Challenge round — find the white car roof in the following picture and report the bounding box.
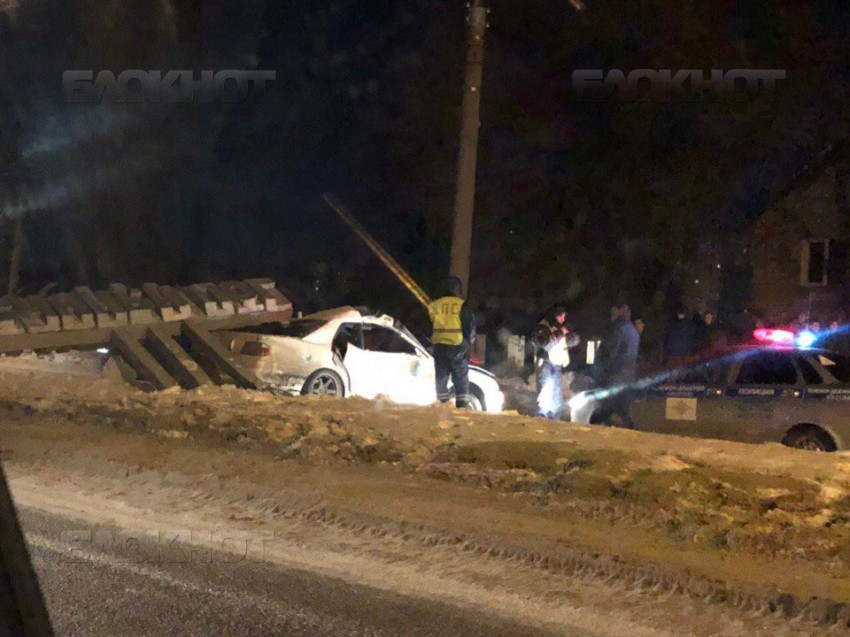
[298,307,361,345]
[298,307,404,344]
[301,306,363,323]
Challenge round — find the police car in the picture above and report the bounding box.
[568,329,850,452]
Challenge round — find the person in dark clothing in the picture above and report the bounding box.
[632,316,654,377]
[596,303,640,429]
[662,309,696,367]
[693,311,722,358]
[532,305,580,419]
[428,276,476,408]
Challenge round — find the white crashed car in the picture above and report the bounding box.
[217,307,504,413]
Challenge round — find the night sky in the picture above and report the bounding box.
[1,0,849,329]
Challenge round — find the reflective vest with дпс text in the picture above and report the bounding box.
[429,296,465,346]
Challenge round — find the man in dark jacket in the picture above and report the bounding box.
[662,309,696,367]
[428,276,476,408]
[596,303,640,428]
[532,305,580,419]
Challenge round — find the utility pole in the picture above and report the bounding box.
[449,0,488,294]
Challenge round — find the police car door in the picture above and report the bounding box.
[636,363,728,436]
[723,351,803,443]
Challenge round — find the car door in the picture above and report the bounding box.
[331,323,376,398]
[721,351,804,443]
[633,360,730,436]
[343,324,432,404]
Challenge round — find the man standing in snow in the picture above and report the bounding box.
[596,303,640,429]
[532,305,579,419]
[428,276,476,408]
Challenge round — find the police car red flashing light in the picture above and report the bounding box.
[753,328,795,344]
[753,328,817,348]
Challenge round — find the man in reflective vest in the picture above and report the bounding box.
[533,305,579,419]
[429,276,477,408]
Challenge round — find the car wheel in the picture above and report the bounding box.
[450,388,484,411]
[783,425,836,452]
[589,410,609,425]
[302,370,345,398]
[467,390,484,412]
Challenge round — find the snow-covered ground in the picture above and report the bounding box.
[0,357,847,633]
[0,349,107,377]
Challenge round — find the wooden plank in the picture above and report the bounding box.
[0,463,55,636]
[145,326,212,389]
[181,321,261,389]
[111,330,178,390]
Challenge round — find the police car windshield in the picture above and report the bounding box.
[814,352,850,383]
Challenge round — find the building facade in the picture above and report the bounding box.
[751,159,850,325]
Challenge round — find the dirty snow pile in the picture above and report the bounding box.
[2,365,850,587]
[0,350,106,377]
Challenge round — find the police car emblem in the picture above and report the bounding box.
[665,397,698,421]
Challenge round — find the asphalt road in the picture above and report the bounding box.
[18,507,570,637]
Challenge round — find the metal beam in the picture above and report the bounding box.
[323,195,432,309]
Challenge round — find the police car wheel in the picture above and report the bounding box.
[783,426,836,453]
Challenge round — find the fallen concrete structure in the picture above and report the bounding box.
[0,279,293,391]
